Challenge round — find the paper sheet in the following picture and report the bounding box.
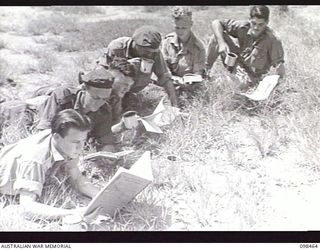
[241,75,280,101]
[139,97,187,133]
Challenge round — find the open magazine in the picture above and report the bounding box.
[240,75,280,101]
[172,73,203,85]
[84,151,153,216]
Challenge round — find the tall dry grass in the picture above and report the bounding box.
[1,6,320,230]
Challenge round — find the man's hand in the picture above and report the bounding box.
[164,79,178,107]
[218,41,229,55]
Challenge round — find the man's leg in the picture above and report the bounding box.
[206,32,240,70]
[206,34,220,70]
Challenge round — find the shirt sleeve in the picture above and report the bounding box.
[220,19,248,38]
[160,38,171,63]
[269,36,285,66]
[153,52,172,86]
[13,161,46,197]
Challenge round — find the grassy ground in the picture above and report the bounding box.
[1,6,320,231]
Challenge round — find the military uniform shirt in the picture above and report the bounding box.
[102,37,172,93]
[220,19,284,77]
[0,129,65,197]
[161,31,206,77]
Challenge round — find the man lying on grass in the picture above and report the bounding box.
[0,109,99,220]
[206,5,285,90]
[36,58,136,152]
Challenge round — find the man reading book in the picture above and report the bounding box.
[161,6,206,78]
[0,109,100,221]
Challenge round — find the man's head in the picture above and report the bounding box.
[131,25,162,59]
[109,57,135,98]
[79,68,115,112]
[51,109,91,159]
[249,5,270,38]
[171,6,193,42]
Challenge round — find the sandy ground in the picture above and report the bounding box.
[1,6,320,231]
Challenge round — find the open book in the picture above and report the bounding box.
[84,151,153,216]
[172,73,203,85]
[83,150,134,161]
[240,75,280,101]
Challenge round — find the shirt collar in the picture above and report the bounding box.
[50,135,65,162]
[246,27,268,40]
[126,38,134,58]
[73,90,84,112]
[170,32,195,53]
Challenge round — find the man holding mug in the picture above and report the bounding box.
[97,25,178,119]
[37,59,136,152]
[206,5,285,88]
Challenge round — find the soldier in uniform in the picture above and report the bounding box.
[161,6,206,78]
[36,58,136,152]
[206,5,285,88]
[97,25,178,118]
[0,109,100,220]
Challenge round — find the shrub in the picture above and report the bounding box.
[27,13,79,36]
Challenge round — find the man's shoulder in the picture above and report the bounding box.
[191,33,206,51]
[265,27,282,42]
[224,19,250,29]
[164,32,176,40]
[19,130,52,163]
[50,85,78,98]
[162,32,176,46]
[107,37,131,50]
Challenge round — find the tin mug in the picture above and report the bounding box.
[140,58,154,74]
[122,111,139,129]
[224,52,238,67]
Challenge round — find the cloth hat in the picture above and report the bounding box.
[79,68,115,89]
[171,6,193,24]
[132,25,162,51]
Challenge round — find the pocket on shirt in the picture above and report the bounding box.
[250,45,268,70]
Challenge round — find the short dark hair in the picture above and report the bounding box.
[250,5,270,22]
[109,57,136,77]
[51,109,91,137]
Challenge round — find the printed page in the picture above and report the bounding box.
[83,150,134,161]
[182,74,203,83]
[241,75,280,101]
[84,151,153,216]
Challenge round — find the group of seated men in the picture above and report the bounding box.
[0,5,285,222]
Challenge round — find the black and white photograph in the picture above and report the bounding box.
[0,4,319,239]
